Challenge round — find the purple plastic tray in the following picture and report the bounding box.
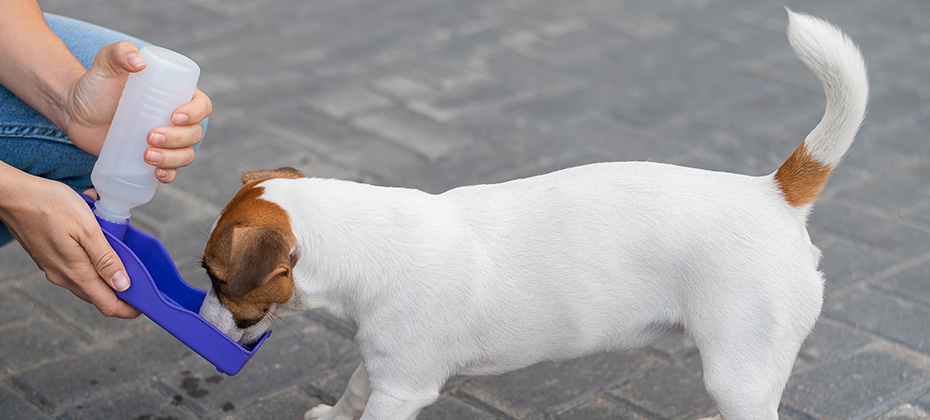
[82,194,271,375]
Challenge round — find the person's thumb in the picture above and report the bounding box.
[87,40,145,79]
[84,231,131,292]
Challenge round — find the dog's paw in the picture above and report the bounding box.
[305,404,350,420]
[304,404,332,420]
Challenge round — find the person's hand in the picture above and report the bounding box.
[63,41,212,183]
[0,172,140,318]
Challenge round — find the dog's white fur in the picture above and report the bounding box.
[201,11,867,420]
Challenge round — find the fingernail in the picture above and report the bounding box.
[146,149,163,163]
[149,132,166,146]
[172,113,189,125]
[127,53,145,69]
[110,271,130,291]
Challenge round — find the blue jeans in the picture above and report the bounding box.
[0,14,203,246]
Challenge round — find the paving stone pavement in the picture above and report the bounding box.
[2,0,928,419]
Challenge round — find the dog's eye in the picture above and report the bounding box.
[202,263,226,290]
[208,274,226,289]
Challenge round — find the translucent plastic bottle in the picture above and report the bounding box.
[91,45,200,223]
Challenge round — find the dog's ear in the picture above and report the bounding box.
[227,226,293,299]
[241,167,304,184]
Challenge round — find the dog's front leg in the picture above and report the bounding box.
[305,363,371,420]
[358,388,437,420]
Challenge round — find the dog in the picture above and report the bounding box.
[199,10,867,420]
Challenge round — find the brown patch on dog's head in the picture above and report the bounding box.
[241,167,304,184]
[202,167,304,327]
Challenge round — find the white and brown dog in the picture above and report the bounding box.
[200,11,868,420]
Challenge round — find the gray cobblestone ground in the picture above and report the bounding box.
[2,0,928,419]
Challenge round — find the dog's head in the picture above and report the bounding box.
[199,167,304,347]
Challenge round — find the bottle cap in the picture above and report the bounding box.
[94,198,131,224]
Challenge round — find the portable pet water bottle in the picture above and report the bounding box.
[83,47,269,375]
[91,45,200,226]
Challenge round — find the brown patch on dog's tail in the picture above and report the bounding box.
[773,11,868,207]
[774,143,834,207]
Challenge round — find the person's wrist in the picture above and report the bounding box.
[0,163,36,219]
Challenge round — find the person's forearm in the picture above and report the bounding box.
[0,0,85,130]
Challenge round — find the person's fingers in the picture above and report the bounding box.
[38,235,140,319]
[78,277,142,318]
[144,146,195,170]
[154,168,178,184]
[148,123,203,149]
[171,89,212,125]
[47,271,141,318]
[78,223,130,293]
[45,273,93,303]
[75,221,142,318]
[89,41,145,78]
[82,188,98,201]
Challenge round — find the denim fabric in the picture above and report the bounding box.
[0,14,202,246]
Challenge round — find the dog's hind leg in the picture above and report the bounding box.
[688,284,820,420]
[306,363,371,420]
[696,338,796,420]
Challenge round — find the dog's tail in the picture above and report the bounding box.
[774,10,868,207]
